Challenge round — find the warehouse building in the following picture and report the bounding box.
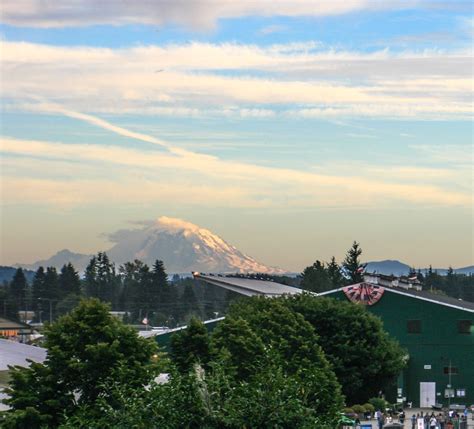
[320,280,474,408]
[159,274,474,408]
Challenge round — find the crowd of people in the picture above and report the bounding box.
[409,410,470,429]
[368,408,470,429]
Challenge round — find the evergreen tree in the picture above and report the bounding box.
[118,260,146,322]
[327,256,344,289]
[43,267,59,322]
[342,241,364,284]
[9,268,27,319]
[152,260,178,319]
[85,256,98,298]
[59,263,81,298]
[180,283,200,322]
[301,260,332,292]
[84,253,118,306]
[150,260,166,308]
[32,267,46,317]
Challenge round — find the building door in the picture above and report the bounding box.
[420,382,436,407]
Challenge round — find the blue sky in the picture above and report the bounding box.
[0,1,472,270]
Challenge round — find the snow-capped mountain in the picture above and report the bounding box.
[19,217,283,274]
[107,217,282,273]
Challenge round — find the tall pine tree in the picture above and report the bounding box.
[301,260,332,292]
[9,268,27,320]
[327,256,344,289]
[59,263,81,298]
[32,267,47,317]
[342,241,364,284]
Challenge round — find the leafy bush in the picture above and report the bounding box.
[344,407,355,414]
[369,397,388,412]
[352,404,365,414]
[363,403,375,413]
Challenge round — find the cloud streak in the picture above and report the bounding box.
[2,119,471,209]
[0,1,436,29]
[2,41,471,120]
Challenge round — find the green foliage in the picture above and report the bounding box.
[84,252,118,305]
[60,361,336,429]
[327,256,344,288]
[352,404,365,414]
[180,283,200,321]
[343,241,364,284]
[170,318,211,372]
[363,403,375,413]
[369,397,388,412]
[8,268,27,319]
[301,260,332,292]
[210,317,265,380]
[1,299,158,428]
[217,296,344,421]
[31,267,46,315]
[287,294,406,404]
[58,263,81,297]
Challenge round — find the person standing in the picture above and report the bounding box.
[430,415,438,429]
[411,414,417,429]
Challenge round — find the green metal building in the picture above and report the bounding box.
[320,283,474,408]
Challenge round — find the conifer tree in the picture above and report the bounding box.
[301,260,332,292]
[342,241,364,284]
[32,266,46,316]
[84,253,118,306]
[9,268,27,318]
[59,263,81,298]
[43,267,59,322]
[327,256,344,289]
[180,283,199,322]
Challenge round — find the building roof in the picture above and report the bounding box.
[319,284,474,313]
[0,339,47,370]
[0,317,30,330]
[194,274,305,297]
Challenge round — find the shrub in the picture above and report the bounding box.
[363,403,375,414]
[344,407,354,414]
[369,397,387,412]
[352,404,365,414]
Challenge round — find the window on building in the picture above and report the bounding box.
[407,320,421,333]
[456,389,466,397]
[443,367,458,375]
[458,320,472,334]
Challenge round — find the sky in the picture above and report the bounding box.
[0,0,473,271]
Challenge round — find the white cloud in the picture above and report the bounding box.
[0,0,426,29]
[1,126,471,209]
[1,41,471,120]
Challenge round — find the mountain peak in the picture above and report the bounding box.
[155,216,202,233]
[105,216,284,274]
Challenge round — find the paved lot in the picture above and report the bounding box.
[358,408,474,428]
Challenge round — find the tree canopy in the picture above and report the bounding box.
[287,293,406,403]
[2,299,158,428]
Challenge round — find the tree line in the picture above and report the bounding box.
[299,242,473,301]
[2,294,406,428]
[0,253,239,326]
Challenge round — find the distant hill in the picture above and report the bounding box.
[365,260,474,276]
[365,260,411,276]
[0,266,36,284]
[18,249,92,273]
